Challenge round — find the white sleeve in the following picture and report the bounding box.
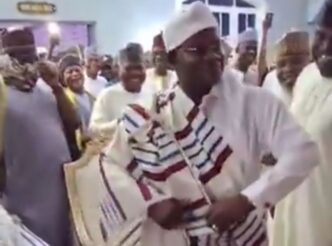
[242,90,319,210]
[89,91,116,134]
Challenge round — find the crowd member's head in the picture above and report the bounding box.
[2,27,37,65]
[276,31,310,92]
[152,33,168,76]
[119,43,145,93]
[163,2,223,103]
[235,29,258,72]
[312,0,332,78]
[111,56,120,81]
[84,47,102,79]
[58,54,84,92]
[100,55,113,82]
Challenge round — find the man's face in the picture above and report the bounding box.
[86,55,101,76]
[237,40,258,68]
[173,28,223,91]
[100,64,113,81]
[64,65,84,92]
[153,49,168,74]
[120,61,146,93]
[276,54,309,91]
[312,26,332,78]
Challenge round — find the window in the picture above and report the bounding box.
[236,0,255,8]
[248,14,256,28]
[238,13,256,33]
[221,13,230,36]
[238,14,246,33]
[182,0,204,4]
[208,0,233,6]
[213,12,221,26]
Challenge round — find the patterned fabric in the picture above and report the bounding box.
[0,205,49,246]
[109,84,268,245]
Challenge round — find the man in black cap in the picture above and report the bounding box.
[0,27,79,245]
[272,1,332,245]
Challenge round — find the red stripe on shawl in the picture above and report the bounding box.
[175,124,192,140]
[184,198,208,211]
[136,179,153,201]
[126,159,138,173]
[143,161,187,181]
[174,106,199,140]
[128,104,150,120]
[187,106,199,122]
[252,232,267,246]
[200,145,233,184]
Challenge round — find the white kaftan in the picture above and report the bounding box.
[272,63,332,246]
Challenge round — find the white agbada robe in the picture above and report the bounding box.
[262,70,292,106]
[229,66,259,86]
[84,74,108,99]
[89,82,153,133]
[272,63,332,246]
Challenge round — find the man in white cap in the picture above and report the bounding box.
[272,1,332,245]
[263,31,310,106]
[83,46,108,99]
[98,2,318,245]
[231,28,259,86]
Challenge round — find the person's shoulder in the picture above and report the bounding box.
[293,63,320,100]
[97,75,108,84]
[98,83,123,99]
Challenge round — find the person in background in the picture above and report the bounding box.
[232,14,270,87]
[100,55,118,86]
[89,43,151,133]
[272,1,332,245]
[111,56,120,82]
[144,33,177,93]
[0,28,79,245]
[263,31,310,107]
[59,54,94,138]
[231,28,259,86]
[143,51,153,68]
[83,47,108,99]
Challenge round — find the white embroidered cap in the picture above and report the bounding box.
[238,28,258,44]
[162,2,218,52]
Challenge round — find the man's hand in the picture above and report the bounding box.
[49,34,60,48]
[37,61,60,88]
[262,13,272,34]
[148,198,185,230]
[207,195,255,234]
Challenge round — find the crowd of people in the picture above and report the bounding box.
[0,0,332,245]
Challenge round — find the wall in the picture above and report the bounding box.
[97,0,176,54]
[0,0,176,54]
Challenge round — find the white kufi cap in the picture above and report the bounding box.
[163,2,218,52]
[238,28,258,44]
